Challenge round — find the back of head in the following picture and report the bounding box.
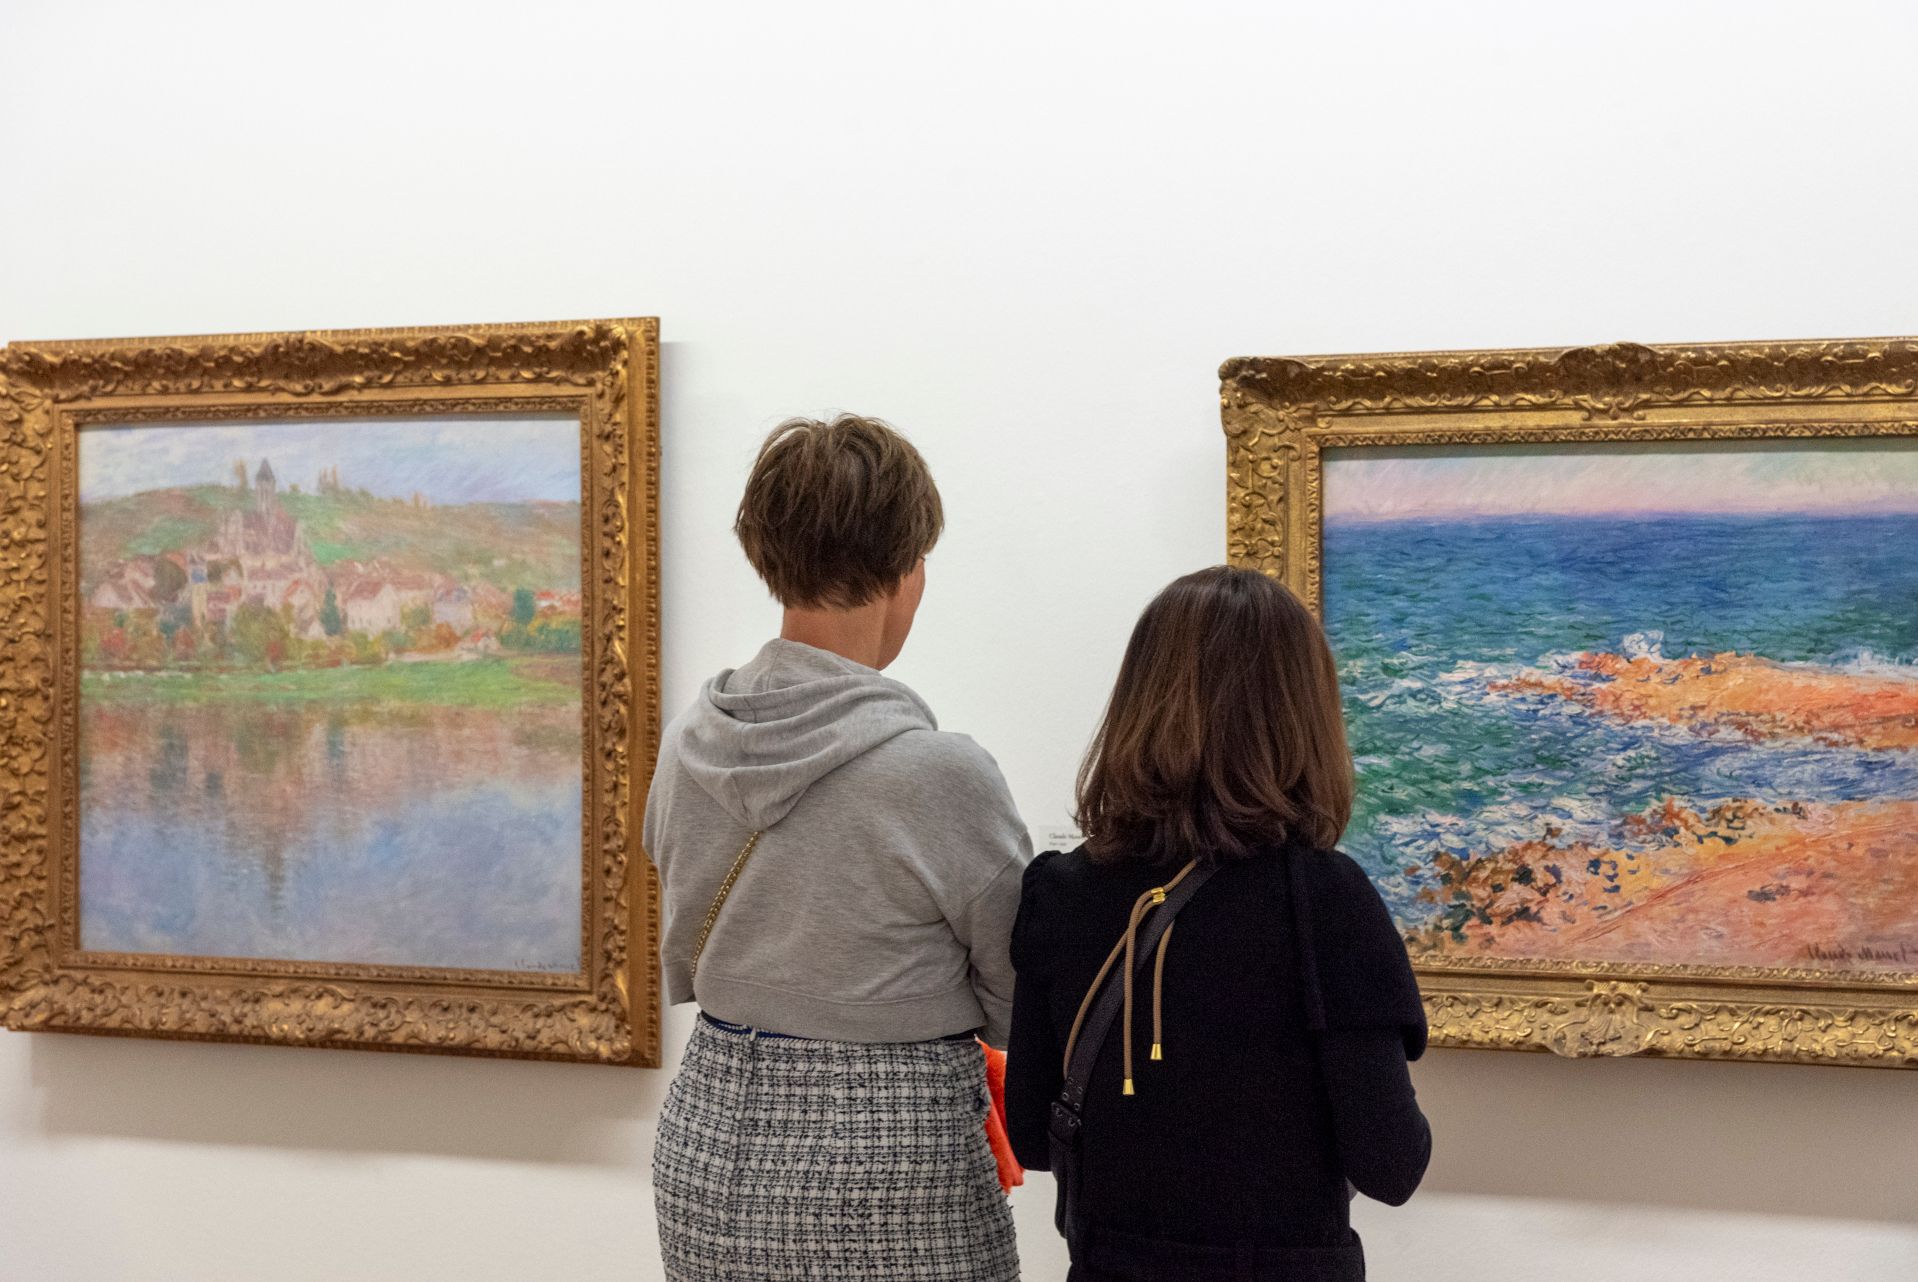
[734,413,944,609]
[1076,565,1354,863]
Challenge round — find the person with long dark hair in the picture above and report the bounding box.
[1005,565,1431,1282]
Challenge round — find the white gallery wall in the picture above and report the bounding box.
[3,1,1916,1278]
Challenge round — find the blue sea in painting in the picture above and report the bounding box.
[1324,513,1918,927]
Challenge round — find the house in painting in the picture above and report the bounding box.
[469,583,512,622]
[199,585,244,627]
[90,576,154,613]
[386,572,439,620]
[456,629,502,660]
[88,552,165,613]
[344,581,404,635]
[433,585,475,630]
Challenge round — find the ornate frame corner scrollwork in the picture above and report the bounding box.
[0,319,662,1066]
[1222,338,1918,1068]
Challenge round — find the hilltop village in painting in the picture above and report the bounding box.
[77,418,586,974]
[83,455,581,675]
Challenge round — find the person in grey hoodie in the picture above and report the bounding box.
[647,414,1028,1282]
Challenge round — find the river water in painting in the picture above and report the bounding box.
[79,693,583,972]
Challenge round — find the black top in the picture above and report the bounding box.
[1005,843,1432,1282]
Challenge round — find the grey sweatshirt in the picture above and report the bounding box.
[643,638,1031,1046]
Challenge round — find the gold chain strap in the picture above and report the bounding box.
[688,830,764,981]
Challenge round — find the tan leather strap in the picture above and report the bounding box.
[1059,859,1207,1096]
[688,830,764,981]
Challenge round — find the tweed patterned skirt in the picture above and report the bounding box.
[654,1017,1020,1282]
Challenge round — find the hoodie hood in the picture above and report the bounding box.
[677,638,937,829]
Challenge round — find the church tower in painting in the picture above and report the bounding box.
[255,458,277,511]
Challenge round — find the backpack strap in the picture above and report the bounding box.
[1047,859,1217,1236]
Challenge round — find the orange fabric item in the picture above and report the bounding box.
[980,1041,1024,1191]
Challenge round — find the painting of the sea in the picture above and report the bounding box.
[1323,441,1918,974]
[77,416,585,973]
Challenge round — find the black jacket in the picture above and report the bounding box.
[1005,842,1432,1282]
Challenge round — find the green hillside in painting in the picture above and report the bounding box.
[80,484,580,592]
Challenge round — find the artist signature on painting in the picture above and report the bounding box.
[1801,941,1916,966]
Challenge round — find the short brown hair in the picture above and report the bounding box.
[1076,566,1354,863]
[734,414,944,608]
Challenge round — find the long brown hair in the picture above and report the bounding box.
[1076,566,1354,863]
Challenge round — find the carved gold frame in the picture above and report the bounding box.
[1223,339,1918,1067]
[0,319,661,1065]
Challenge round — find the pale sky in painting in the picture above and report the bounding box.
[79,416,580,505]
[1324,440,1918,521]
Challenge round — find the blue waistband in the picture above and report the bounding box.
[700,1012,977,1043]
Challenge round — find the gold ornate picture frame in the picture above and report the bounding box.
[0,318,661,1065]
[1224,339,1918,1067]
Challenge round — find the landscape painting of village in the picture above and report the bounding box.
[77,415,587,974]
[1322,441,1918,977]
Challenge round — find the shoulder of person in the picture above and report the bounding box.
[1014,841,1101,918]
[1284,844,1400,944]
[858,731,1030,901]
[1020,845,1071,896]
[868,728,1015,803]
[1291,845,1388,902]
[1288,843,1428,1055]
[651,704,698,771]
[1011,847,1073,969]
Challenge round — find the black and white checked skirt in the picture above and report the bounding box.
[654,1017,1020,1281]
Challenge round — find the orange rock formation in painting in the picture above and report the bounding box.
[1415,651,1918,968]
[1491,651,1918,751]
[1408,797,1918,968]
